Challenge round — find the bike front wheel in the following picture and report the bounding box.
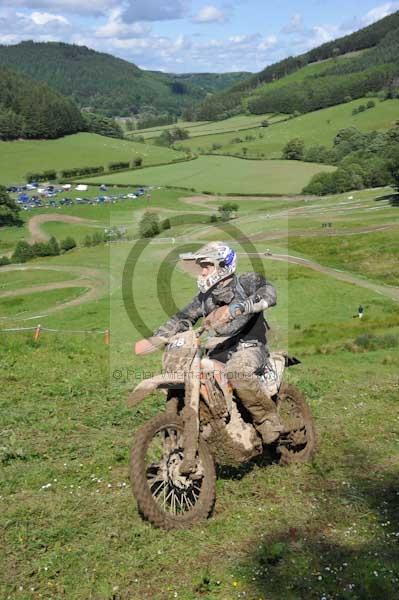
[130,413,216,530]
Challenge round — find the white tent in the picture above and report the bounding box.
[75,184,88,191]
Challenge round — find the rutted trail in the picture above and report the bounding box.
[27,214,101,243]
[0,265,108,318]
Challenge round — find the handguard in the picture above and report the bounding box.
[134,336,167,355]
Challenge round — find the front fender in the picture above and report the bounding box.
[127,374,184,408]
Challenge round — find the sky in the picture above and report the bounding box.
[0,0,398,73]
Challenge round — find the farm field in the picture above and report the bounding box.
[80,155,336,195]
[0,133,185,186]
[180,98,399,157]
[128,113,286,140]
[1,183,399,599]
[243,52,366,104]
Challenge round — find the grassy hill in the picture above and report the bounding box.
[180,98,399,158]
[80,155,335,195]
[197,11,399,120]
[0,133,186,185]
[1,184,399,598]
[0,41,249,118]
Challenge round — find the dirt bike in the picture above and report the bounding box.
[128,312,316,530]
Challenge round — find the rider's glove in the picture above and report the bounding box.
[229,296,268,318]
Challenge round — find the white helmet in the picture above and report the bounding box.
[180,242,237,293]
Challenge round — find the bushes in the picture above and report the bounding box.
[133,157,143,167]
[302,123,399,195]
[138,212,160,238]
[60,237,77,252]
[282,138,305,160]
[108,161,130,172]
[61,166,104,178]
[26,170,57,183]
[0,255,11,266]
[9,235,76,264]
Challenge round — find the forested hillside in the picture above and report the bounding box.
[197,10,399,120]
[0,41,249,118]
[0,67,83,140]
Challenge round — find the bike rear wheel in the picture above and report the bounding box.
[276,383,317,465]
[130,413,216,529]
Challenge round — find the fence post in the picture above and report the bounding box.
[104,329,110,345]
[34,324,41,342]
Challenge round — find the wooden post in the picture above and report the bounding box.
[34,324,41,342]
[104,329,110,345]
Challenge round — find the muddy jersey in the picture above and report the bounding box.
[154,272,277,361]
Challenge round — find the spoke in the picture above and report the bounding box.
[185,493,194,509]
[182,492,191,511]
[176,492,184,513]
[152,480,166,499]
[171,490,177,515]
[164,487,174,510]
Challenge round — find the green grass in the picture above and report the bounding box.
[0,133,185,185]
[129,114,286,140]
[80,155,336,195]
[1,183,399,599]
[0,269,80,291]
[0,286,86,317]
[181,98,399,158]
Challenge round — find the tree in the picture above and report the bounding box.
[0,255,11,266]
[48,236,60,256]
[282,138,305,160]
[139,212,160,238]
[218,202,238,221]
[60,237,77,252]
[387,148,399,190]
[133,157,143,167]
[161,218,171,231]
[12,241,34,263]
[0,186,21,227]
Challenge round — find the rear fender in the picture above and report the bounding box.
[127,374,184,408]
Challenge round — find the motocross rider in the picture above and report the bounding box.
[153,241,283,444]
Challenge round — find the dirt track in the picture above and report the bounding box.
[180,252,399,303]
[0,265,107,318]
[28,214,100,243]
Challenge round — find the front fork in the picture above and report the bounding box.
[179,349,201,475]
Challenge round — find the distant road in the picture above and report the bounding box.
[242,253,399,303]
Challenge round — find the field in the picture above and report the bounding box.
[180,98,399,158]
[0,133,185,186]
[128,114,286,140]
[1,179,399,598]
[80,155,336,195]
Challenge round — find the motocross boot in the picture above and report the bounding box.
[256,414,284,444]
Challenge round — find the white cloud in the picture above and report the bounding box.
[192,5,226,23]
[0,9,71,43]
[361,2,399,26]
[30,11,69,25]
[95,8,150,38]
[281,14,304,34]
[257,34,278,51]
[0,0,192,20]
[0,0,112,16]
